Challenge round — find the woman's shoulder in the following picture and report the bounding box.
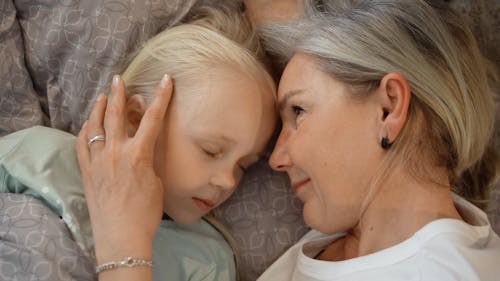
[415,226,500,280]
[415,197,500,281]
[152,219,236,281]
[415,194,496,246]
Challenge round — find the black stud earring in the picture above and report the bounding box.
[381,137,392,150]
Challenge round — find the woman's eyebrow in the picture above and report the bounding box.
[278,89,306,112]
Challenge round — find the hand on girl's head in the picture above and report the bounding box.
[76,74,173,263]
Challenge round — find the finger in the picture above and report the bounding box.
[76,120,91,168]
[135,74,173,149]
[76,121,94,196]
[104,75,127,141]
[86,93,107,151]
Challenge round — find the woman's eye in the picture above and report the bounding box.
[291,105,305,117]
[238,164,247,173]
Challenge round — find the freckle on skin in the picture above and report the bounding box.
[370,226,374,231]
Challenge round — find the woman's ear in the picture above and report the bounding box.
[125,94,146,137]
[376,73,411,146]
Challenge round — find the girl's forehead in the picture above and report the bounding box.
[180,71,270,109]
[173,75,274,143]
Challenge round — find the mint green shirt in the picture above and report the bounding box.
[0,126,235,281]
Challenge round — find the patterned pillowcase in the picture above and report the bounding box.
[11,0,202,134]
[0,0,45,135]
[0,193,95,280]
[218,158,309,281]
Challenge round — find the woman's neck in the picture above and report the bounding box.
[345,167,462,259]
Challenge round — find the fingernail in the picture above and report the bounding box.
[160,74,170,88]
[113,74,120,87]
[82,120,88,128]
[96,94,104,101]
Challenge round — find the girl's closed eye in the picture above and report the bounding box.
[201,147,222,158]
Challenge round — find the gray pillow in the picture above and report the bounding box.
[12,0,201,134]
[218,158,309,281]
[0,193,95,280]
[0,0,45,135]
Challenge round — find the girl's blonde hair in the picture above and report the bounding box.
[120,6,277,279]
[262,0,498,209]
[121,6,275,105]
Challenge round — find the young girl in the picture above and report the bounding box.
[0,7,277,281]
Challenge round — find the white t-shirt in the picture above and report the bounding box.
[258,194,500,281]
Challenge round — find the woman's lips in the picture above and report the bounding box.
[292,178,310,194]
[192,197,215,212]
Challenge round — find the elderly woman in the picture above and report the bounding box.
[79,0,499,280]
[258,0,500,280]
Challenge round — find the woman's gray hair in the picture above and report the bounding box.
[261,0,498,209]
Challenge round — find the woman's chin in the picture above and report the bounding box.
[303,205,338,235]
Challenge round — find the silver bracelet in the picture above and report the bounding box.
[95,257,153,274]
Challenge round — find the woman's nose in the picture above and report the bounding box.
[269,130,292,172]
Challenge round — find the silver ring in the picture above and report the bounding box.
[88,135,105,146]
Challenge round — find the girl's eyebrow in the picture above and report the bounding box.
[278,89,306,112]
[202,134,236,146]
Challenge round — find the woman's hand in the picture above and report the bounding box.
[76,74,172,267]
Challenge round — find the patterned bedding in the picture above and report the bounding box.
[0,194,95,280]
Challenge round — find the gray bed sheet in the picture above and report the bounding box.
[0,193,95,280]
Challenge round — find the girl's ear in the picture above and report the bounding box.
[125,94,146,137]
[376,73,411,145]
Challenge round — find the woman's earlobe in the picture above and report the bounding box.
[378,73,411,146]
[381,136,392,150]
[125,94,146,136]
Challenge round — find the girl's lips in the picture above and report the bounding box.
[192,197,215,212]
[292,178,310,194]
